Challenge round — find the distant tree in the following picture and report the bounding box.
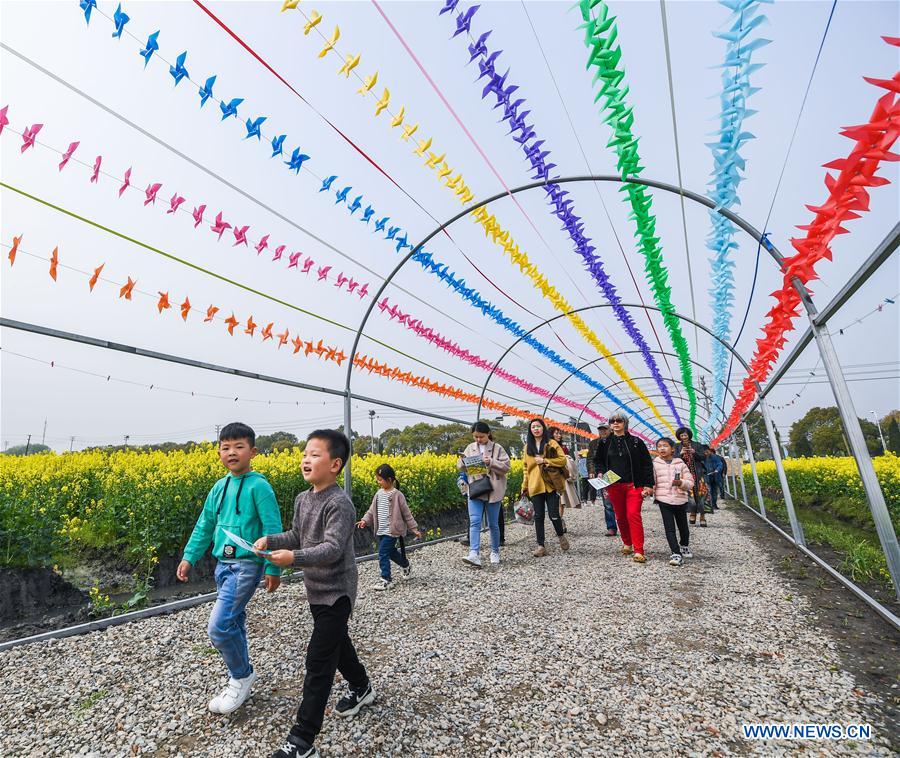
[255,431,300,454]
[3,443,51,456]
[886,417,900,455]
[788,406,881,457]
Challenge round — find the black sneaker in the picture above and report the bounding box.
[271,735,318,758]
[334,682,376,717]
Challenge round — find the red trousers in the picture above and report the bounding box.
[606,481,645,555]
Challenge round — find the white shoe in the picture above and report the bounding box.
[210,671,256,715]
[400,565,412,580]
[489,551,501,565]
[374,578,394,591]
[680,545,693,559]
[669,553,684,566]
[462,551,482,568]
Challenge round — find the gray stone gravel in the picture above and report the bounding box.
[0,502,892,756]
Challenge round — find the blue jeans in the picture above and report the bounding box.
[468,498,501,553]
[208,560,264,680]
[602,492,617,532]
[378,535,409,581]
[708,474,721,509]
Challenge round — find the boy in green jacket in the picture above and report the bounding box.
[176,422,283,715]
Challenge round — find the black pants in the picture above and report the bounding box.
[656,500,690,555]
[291,596,368,745]
[531,491,564,546]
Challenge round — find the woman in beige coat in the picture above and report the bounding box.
[457,421,511,567]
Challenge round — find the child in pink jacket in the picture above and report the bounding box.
[357,464,421,590]
[652,438,695,566]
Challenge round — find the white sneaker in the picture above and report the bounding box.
[400,565,412,580]
[680,545,693,559]
[374,578,394,591]
[669,553,684,567]
[210,671,256,715]
[462,551,482,568]
[489,551,501,565]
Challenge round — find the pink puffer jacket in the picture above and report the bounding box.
[652,456,694,505]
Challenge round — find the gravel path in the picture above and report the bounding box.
[0,501,892,756]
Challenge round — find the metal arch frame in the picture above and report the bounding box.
[342,173,790,494]
[539,348,740,421]
[574,384,719,433]
[341,173,898,602]
[475,303,752,421]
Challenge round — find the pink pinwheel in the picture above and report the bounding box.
[356,283,369,299]
[0,106,8,135]
[167,193,185,214]
[335,272,348,289]
[21,123,43,152]
[192,204,206,228]
[347,278,359,294]
[144,182,162,206]
[58,141,79,171]
[232,225,250,247]
[90,156,102,183]
[255,234,269,255]
[317,265,331,281]
[210,212,231,241]
[288,251,302,269]
[118,167,132,197]
[272,244,285,262]
[301,258,314,274]
[378,297,390,312]
[387,304,399,320]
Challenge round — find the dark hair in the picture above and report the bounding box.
[675,426,693,441]
[471,421,491,434]
[549,426,562,438]
[219,422,256,447]
[526,417,550,457]
[657,437,675,448]
[307,429,350,472]
[375,463,399,490]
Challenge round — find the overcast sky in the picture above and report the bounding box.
[1,0,897,452]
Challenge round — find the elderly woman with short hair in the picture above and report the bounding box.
[592,411,654,562]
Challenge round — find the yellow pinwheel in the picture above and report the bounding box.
[357,72,378,95]
[390,106,405,127]
[303,11,322,35]
[318,26,340,58]
[374,88,390,116]
[338,53,361,77]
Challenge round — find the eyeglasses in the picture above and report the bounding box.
[609,419,625,424]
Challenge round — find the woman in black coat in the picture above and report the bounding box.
[592,412,654,562]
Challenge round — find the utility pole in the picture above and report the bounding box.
[870,411,887,455]
[69,436,75,452]
[215,424,221,442]
[368,410,376,455]
[41,418,48,446]
[25,434,32,456]
[124,434,130,449]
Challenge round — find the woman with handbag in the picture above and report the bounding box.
[457,421,511,567]
[593,411,654,562]
[674,427,709,527]
[524,418,570,557]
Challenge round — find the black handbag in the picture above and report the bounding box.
[466,444,495,501]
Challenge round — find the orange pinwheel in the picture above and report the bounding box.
[180,297,191,321]
[157,292,171,313]
[276,329,290,348]
[204,305,219,323]
[291,335,304,354]
[225,313,240,335]
[261,322,274,341]
[8,235,21,266]
[119,276,136,300]
[49,246,59,281]
[245,316,257,337]
[88,263,105,292]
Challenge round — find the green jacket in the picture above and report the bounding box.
[182,470,283,577]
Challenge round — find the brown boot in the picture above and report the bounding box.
[559,534,570,551]
[533,545,548,558]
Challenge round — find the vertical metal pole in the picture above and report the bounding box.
[735,441,749,506]
[807,320,900,598]
[742,421,766,518]
[758,391,805,546]
[343,393,353,496]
